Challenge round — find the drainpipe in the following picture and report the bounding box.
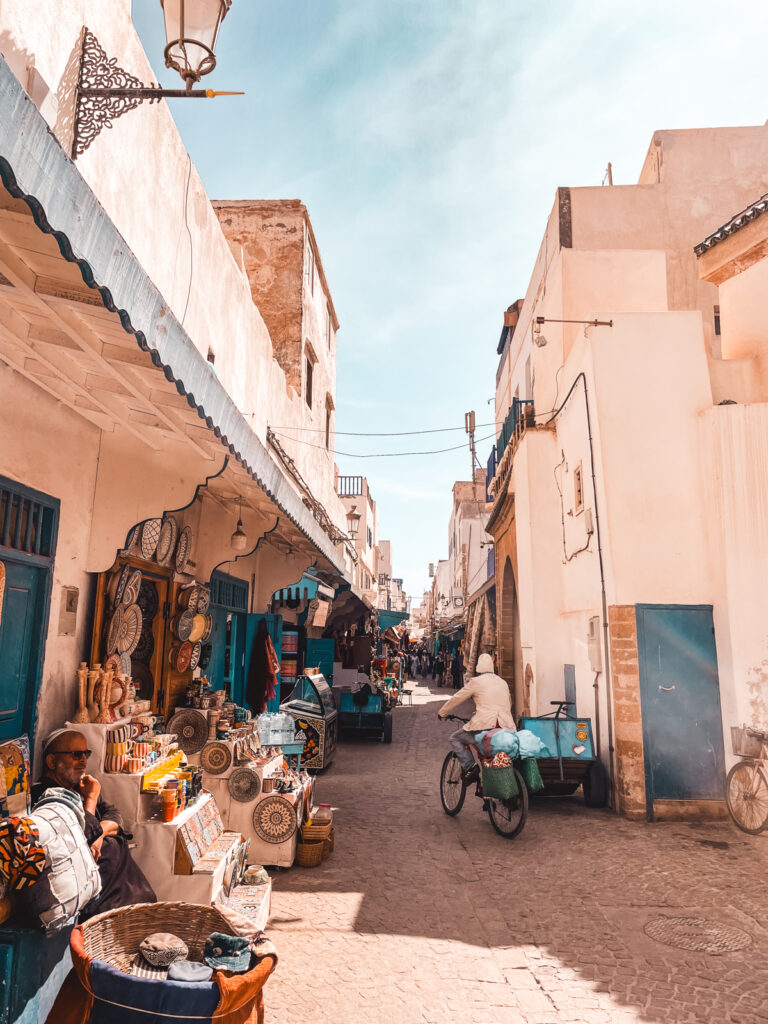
[546,371,616,809]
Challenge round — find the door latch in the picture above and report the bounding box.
[659,685,676,691]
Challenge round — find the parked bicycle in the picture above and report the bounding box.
[439,715,528,839]
[726,736,768,834]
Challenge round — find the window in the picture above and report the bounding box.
[573,463,584,513]
[325,408,331,449]
[305,356,313,409]
[714,304,721,337]
[367,526,373,549]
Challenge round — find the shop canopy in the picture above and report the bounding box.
[377,608,409,632]
[0,54,347,577]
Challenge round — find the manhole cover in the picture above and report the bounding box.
[644,915,752,954]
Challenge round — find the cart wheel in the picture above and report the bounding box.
[582,759,608,808]
[382,715,393,744]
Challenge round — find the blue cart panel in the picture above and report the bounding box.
[520,716,596,762]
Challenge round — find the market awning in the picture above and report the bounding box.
[466,576,495,607]
[377,608,409,631]
[0,54,346,576]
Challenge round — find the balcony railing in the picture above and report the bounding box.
[496,398,534,464]
[337,475,364,496]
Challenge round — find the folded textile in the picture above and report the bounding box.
[0,816,45,891]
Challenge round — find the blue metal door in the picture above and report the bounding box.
[306,638,334,681]
[0,560,45,741]
[636,604,725,817]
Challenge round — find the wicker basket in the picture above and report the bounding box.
[79,901,234,973]
[300,819,332,842]
[731,725,768,758]
[323,827,335,859]
[295,840,324,867]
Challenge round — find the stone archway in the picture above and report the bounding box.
[499,557,523,717]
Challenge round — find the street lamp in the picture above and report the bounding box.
[346,506,361,538]
[72,3,242,159]
[161,0,232,89]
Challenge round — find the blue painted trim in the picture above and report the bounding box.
[0,54,345,576]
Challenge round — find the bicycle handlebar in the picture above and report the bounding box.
[445,714,469,723]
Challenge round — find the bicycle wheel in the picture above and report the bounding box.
[487,769,528,839]
[726,761,768,834]
[440,752,466,816]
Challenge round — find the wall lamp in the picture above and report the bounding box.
[534,315,613,348]
[72,2,242,159]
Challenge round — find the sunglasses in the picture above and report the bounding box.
[54,749,92,760]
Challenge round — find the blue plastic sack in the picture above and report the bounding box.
[517,729,550,758]
[473,729,519,758]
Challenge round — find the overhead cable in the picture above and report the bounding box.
[270,430,497,459]
[268,422,502,437]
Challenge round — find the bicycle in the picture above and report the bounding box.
[439,715,528,839]
[726,741,768,834]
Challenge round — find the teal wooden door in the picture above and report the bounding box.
[0,560,45,741]
[306,638,334,681]
[637,605,725,818]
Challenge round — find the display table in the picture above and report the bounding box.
[212,779,311,869]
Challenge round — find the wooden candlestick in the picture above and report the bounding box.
[72,663,90,724]
[86,665,100,722]
[95,669,113,724]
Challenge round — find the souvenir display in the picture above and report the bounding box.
[155,517,178,566]
[120,651,132,678]
[174,526,192,574]
[109,565,130,608]
[177,585,201,612]
[0,735,31,819]
[189,642,202,672]
[196,588,210,614]
[201,742,232,776]
[140,519,162,560]
[201,614,213,642]
[131,660,154,698]
[136,579,159,621]
[124,523,142,551]
[169,642,193,673]
[227,768,261,803]
[280,672,338,770]
[72,663,91,724]
[189,614,206,643]
[252,796,297,845]
[167,710,208,754]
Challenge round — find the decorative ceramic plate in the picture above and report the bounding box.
[117,603,142,655]
[122,570,142,606]
[132,625,154,664]
[110,565,130,608]
[175,526,192,574]
[172,641,193,673]
[189,642,202,672]
[167,710,208,754]
[136,580,159,622]
[252,796,297,845]
[196,588,210,614]
[173,610,194,641]
[189,614,206,643]
[201,742,232,775]
[106,606,123,656]
[140,519,162,560]
[155,517,178,565]
[228,768,262,803]
[120,651,132,677]
[201,614,213,642]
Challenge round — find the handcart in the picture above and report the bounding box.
[519,701,607,807]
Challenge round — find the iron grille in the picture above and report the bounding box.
[0,481,57,557]
[337,475,364,496]
[210,571,248,611]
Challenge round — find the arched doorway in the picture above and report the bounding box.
[499,557,523,717]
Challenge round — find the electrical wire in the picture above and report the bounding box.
[270,430,497,459]
[268,422,502,437]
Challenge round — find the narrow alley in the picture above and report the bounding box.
[267,679,768,1024]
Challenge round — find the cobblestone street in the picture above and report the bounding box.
[266,680,768,1024]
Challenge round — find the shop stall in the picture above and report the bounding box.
[280,672,338,770]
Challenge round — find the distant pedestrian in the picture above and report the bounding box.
[451,650,463,690]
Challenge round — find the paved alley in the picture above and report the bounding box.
[265,679,768,1024]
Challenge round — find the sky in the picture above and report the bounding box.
[133,0,768,603]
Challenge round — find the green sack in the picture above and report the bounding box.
[519,756,544,793]
[481,764,519,800]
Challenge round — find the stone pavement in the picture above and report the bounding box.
[264,678,768,1024]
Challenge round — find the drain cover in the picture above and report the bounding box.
[644,915,752,955]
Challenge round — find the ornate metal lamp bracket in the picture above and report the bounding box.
[72,29,163,159]
[71,28,241,160]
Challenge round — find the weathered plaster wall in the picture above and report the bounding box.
[608,605,646,820]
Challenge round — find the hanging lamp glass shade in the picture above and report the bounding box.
[161,0,232,86]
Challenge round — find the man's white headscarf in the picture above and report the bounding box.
[476,653,494,674]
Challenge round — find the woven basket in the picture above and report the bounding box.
[300,819,332,842]
[295,841,324,868]
[323,827,335,859]
[481,764,519,801]
[79,901,234,973]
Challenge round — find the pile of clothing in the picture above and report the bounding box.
[131,930,269,980]
[473,727,550,760]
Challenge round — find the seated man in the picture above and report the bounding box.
[437,653,515,782]
[32,729,156,918]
